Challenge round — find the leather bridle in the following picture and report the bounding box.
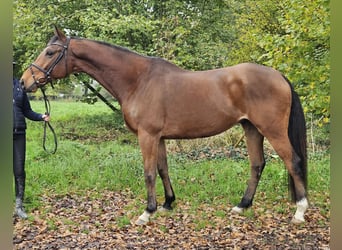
[26,36,71,92]
[25,37,71,154]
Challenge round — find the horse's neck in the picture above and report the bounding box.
[70,39,150,104]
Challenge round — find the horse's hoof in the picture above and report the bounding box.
[291,217,305,224]
[159,205,173,212]
[135,218,148,226]
[135,211,151,225]
[15,207,28,219]
[231,206,244,214]
[158,207,168,212]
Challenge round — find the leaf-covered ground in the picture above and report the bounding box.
[13,190,329,249]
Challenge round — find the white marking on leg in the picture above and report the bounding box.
[231,206,244,214]
[135,211,151,225]
[292,198,308,224]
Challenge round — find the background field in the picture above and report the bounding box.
[13,100,330,249]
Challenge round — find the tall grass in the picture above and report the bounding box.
[23,100,330,217]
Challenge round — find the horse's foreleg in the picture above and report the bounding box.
[135,131,159,225]
[157,139,175,210]
[232,121,265,214]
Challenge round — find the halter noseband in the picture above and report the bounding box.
[27,36,71,91]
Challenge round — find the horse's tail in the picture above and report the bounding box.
[283,75,308,202]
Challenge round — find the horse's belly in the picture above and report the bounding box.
[162,110,240,139]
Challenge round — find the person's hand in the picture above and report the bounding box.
[42,114,50,122]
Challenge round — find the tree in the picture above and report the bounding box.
[231,0,330,125]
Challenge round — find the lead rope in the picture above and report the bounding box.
[41,87,58,154]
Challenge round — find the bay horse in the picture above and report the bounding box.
[20,26,308,225]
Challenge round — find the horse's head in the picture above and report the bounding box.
[20,25,71,92]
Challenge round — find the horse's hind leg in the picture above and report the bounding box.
[232,120,265,214]
[157,139,176,210]
[266,134,308,223]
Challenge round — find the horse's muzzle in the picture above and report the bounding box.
[20,79,37,93]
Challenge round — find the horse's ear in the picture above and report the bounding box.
[52,24,66,41]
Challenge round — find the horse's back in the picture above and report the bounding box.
[128,61,292,139]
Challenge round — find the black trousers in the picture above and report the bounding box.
[13,133,26,196]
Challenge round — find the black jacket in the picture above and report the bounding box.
[13,78,43,134]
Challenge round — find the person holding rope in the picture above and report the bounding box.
[13,61,50,219]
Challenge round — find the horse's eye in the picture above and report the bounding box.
[46,50,55,57]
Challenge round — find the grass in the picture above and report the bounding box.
[23,100,330,221]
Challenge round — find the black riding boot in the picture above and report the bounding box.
[15,177,28,219]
